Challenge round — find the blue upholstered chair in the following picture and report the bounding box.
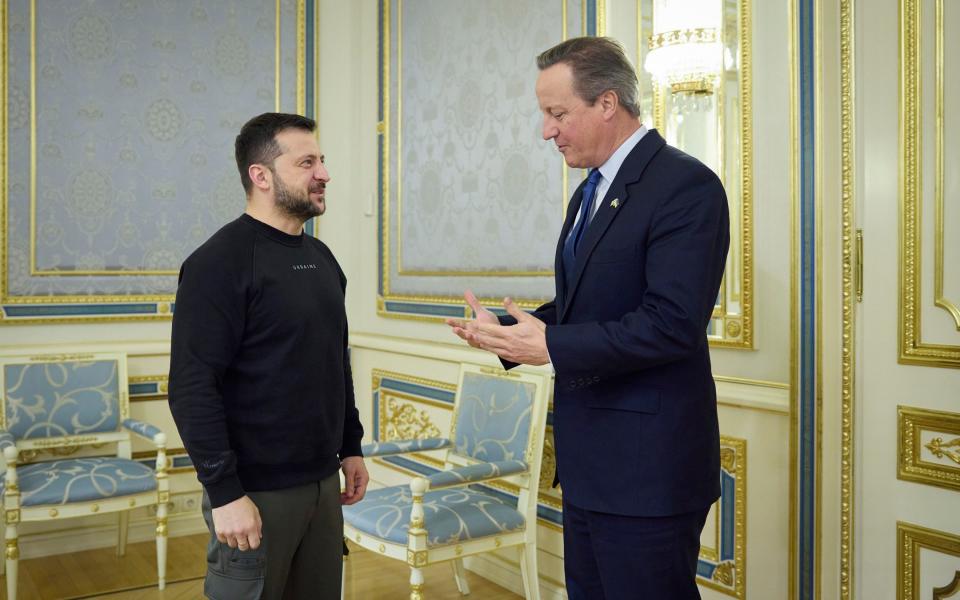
[344,364,551,599]
[0,353,169,600]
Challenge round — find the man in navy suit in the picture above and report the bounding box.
[447,37,729,599]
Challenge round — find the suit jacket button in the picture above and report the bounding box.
[593,376,600,382]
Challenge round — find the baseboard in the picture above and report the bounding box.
[464,552,568,600]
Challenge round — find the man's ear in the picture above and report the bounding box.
[248,164,271,192]
[599,90,620,120]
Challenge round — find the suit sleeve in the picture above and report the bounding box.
[168,251,247,508]
[546,174,729,376]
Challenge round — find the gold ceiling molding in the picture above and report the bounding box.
[898,405,960,492]
[898,522,960,600]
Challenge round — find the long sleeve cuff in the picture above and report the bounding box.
[204,476,246,509]
[339,436,363,459]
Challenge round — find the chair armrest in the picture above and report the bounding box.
[424,460,528,490]
[361,437,451,457]
[0,430,14,452]
[122,419,166,446]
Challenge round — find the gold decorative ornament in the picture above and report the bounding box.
[725,319,742,338]
[156,517,168,537]
[90,504,99,512]
[5,540,19,560]
[407,549,427,567]
[48,509,58,518]
[712,561,735,586]
[5,510,20,524]
[378,544,386,554]
[925,437,960,465]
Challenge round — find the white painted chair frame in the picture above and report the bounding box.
[344,364,551,600]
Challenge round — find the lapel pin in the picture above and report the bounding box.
[610,198,620,208]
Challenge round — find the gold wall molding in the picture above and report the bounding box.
[933,0,959,331]
[899,0,960,367]
[839,0,856,595]
[898,522,960,600]
[933,571,960,600]
[898,405,960,492]
[636,0,754,349]
[699,435,746,600]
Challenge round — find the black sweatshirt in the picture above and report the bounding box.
[168,214,363,508]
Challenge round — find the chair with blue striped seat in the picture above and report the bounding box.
[0,353,169,600]
[343,364,551,599]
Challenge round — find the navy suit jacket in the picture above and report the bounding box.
[503,129,729,517]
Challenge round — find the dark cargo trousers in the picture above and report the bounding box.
[201,473,343,600]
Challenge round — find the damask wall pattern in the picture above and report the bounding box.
[1,0,307,321]
[379,0,600,319]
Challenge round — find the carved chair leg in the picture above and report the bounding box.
[451,558,470,595]
[156,503,168,589]
[518,543,541,600]
[5,525,19,600]
[117,511,130,556]
[409,566,425,600]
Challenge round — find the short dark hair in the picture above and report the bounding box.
[536,37,641,117]
[234,113,316,193]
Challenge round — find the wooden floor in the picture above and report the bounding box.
[0,535,521,599]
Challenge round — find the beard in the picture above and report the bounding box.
[273,170,324,220]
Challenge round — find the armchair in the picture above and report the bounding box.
[0,353,168,600]
[344,364,551,599]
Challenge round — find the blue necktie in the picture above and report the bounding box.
[562,169,602,289]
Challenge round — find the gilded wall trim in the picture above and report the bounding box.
[898,405,960,492]
[932,0,959,331]
[899,0,960,367]
[698,436,747,599]
[839,0,855,596]
[636,0,754,349]
[898,522,960,600]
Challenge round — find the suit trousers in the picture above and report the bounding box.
[562,498,709,600]
[201,473,343,600]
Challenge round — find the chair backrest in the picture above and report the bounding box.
[450,368,538,464]
[0,353,128,442]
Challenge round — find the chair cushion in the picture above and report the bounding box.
[0,458,156,506]
[344,485,525,547]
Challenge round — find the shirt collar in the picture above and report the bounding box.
[597,124,648,185]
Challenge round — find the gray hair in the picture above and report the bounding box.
[536,37,641,118]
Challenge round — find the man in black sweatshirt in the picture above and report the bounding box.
[169,112,367,600]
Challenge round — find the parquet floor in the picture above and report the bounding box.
[0,535,521,599]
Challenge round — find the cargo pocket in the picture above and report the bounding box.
[204,542,265,600]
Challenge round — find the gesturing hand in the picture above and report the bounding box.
[445,290,498,349]
[448,292,550,366]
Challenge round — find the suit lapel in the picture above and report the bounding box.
[559,129,667,322]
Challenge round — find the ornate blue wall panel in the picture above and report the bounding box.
[1,0,309,322]
[378,0,600,320]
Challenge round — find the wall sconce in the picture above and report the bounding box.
[643,0,724,95]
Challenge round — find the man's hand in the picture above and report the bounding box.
[468,297,550,366]
[446,290,498,348]
[212,496,262,551]
[340,456,369,505]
